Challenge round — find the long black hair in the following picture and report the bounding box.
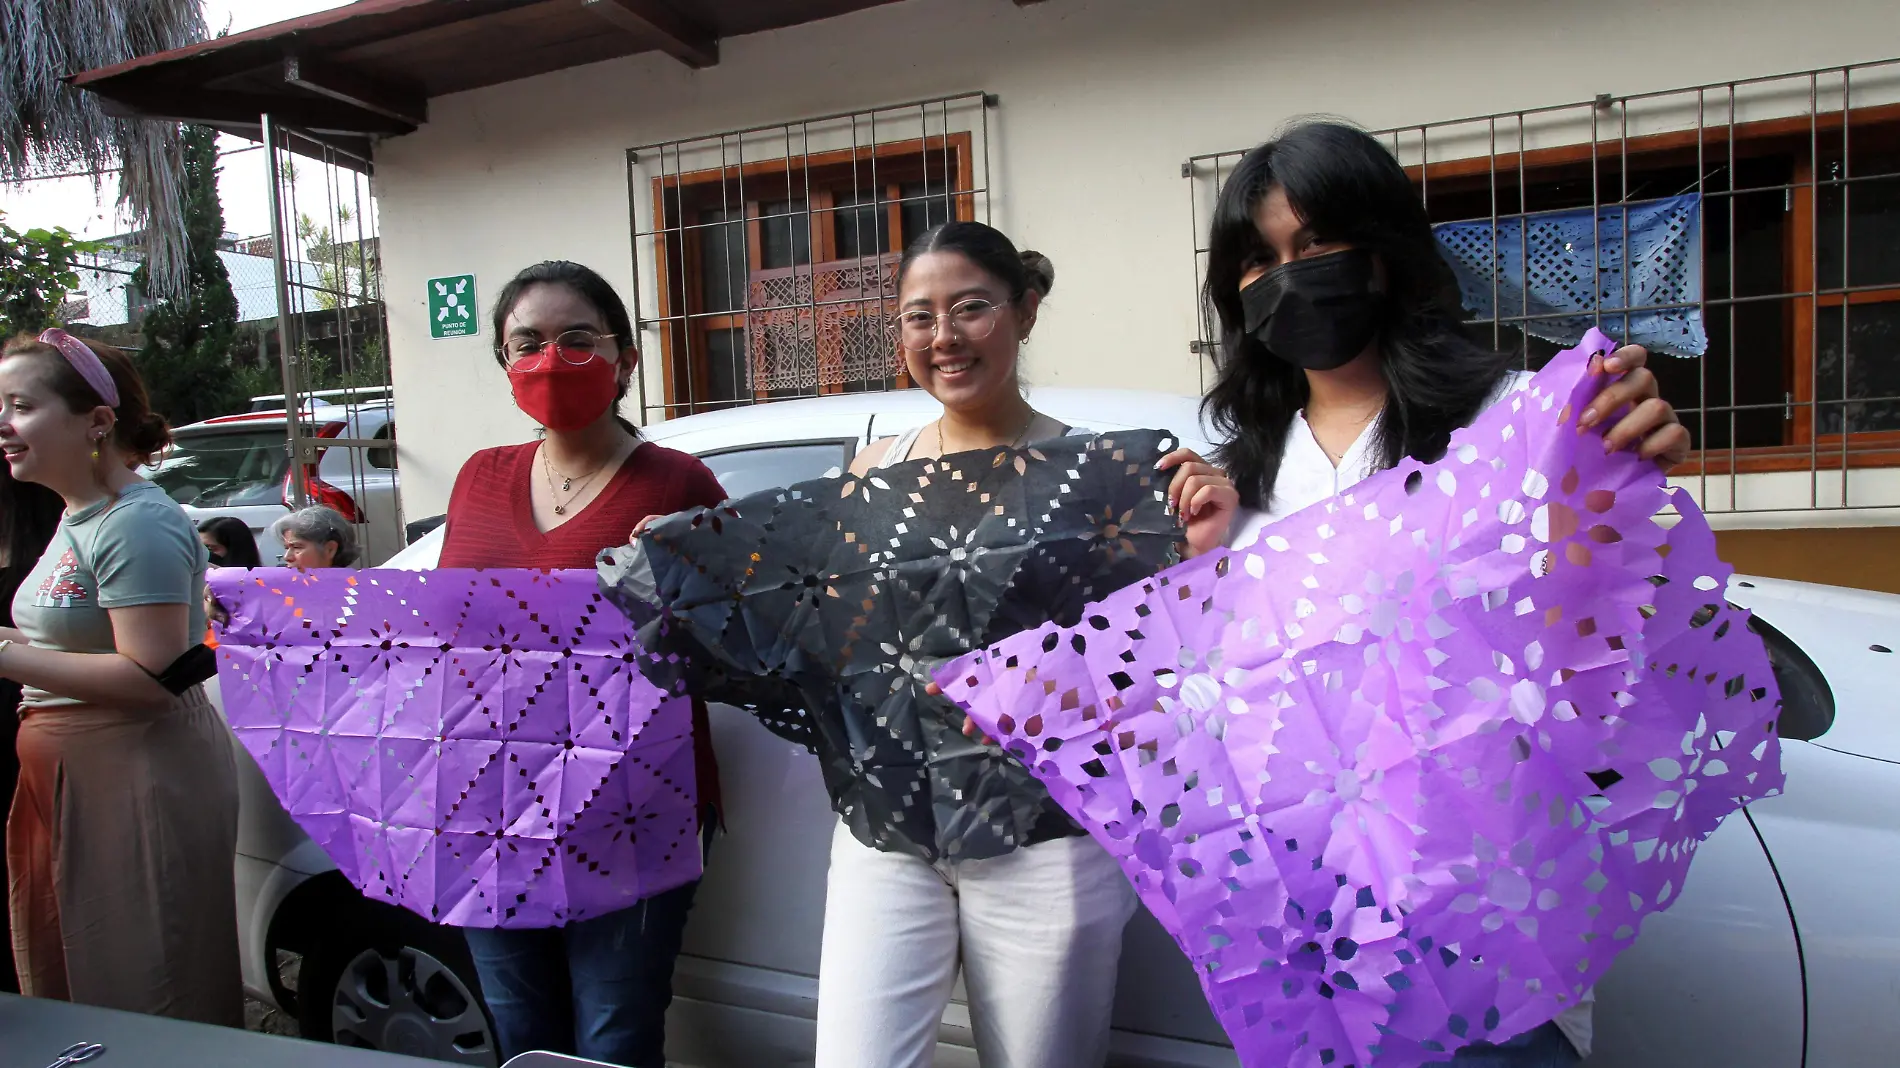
[199,515,262,568]
[490,260,640,435]
[1202,121,1510,508]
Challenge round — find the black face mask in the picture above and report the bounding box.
[1238,248,1385,371]
[206,551,227,568]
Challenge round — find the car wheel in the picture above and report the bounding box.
[298,910,498,1066]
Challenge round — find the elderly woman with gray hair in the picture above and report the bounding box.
[272,505,358,569]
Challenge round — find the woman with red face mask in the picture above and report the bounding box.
[438,261,725,1068]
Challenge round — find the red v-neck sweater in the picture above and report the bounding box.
[440,439,727,824]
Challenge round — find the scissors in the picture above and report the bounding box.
[44,1043,105,1068]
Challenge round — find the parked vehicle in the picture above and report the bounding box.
[248,386,394,413]
[148,402,402,567]
[218,388,1900,1067]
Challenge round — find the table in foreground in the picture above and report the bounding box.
[0,994,446,1068]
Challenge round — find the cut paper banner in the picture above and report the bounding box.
[935,330,1783,1067]
[600,430,1183,863]
[211,568,700,929]
[1434,196,1707,359]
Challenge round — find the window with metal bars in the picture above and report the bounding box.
[1187,59,1900,512]
[626,93,993,419]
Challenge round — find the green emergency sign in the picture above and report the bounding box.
[427,274,477,339]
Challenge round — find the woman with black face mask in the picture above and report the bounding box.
[197,516,261,569]
[1160,121,1692,1066]
[1165,120,1690,538]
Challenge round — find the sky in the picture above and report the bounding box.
[0,0,357,242]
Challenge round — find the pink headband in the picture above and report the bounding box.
[37,329,120,409]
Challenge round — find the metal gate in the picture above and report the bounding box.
[1184,57,1900,520]
[625,92,994,420]
[261,115,404,564]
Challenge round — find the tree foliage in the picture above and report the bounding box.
[0,0,206,299]
[297,212,345,312]
[297,205,383,313]
[133,124,244,426]
[0,212,99,337]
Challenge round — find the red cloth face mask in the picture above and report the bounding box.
[506,344,620,431]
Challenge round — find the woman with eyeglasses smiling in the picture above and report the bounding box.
[435,260,726,1068]
[807,221,1233,1068]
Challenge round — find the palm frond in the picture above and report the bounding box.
[1,0,207,300]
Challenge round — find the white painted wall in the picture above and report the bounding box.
[372,0,1900,519]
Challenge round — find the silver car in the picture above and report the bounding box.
[148,401,402,567]
[219,388,1900,1067]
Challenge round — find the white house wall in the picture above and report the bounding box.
[373,0,1900,520]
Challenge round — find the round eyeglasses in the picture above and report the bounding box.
[503,330,617,365]
[889,299,1010,352]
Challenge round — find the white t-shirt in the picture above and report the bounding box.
[1225,371,1595,1058]
[1230,370,1534,542]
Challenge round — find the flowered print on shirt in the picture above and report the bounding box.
[34,549,91,608]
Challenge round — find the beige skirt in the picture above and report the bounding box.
[7,686,242,1026]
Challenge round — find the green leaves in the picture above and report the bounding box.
[0,212,103,336]
[1,0,205,300]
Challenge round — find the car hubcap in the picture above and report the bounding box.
[329,946,495,1065]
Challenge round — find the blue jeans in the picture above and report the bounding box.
[464,879,700,1067]
[463,877,703,1056]
[1450,1022,1583,1067]
[465,811,714,1067]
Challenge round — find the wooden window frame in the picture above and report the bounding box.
[650,133,977,416]
[1405,103,1900,475]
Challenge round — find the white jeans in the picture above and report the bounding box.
[813,822,1139,1068]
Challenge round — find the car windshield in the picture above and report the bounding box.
[150,428,288,507]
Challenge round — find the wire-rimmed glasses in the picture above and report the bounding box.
[889,299,1011,352]
[503,330,618,366]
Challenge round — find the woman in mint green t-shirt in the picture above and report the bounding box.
[0,330,240,1026]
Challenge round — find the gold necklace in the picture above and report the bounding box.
[542,441,622,516]
[935,411,1038,457]
[1312,402,1383,465]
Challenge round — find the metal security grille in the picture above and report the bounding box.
[1186,58,1900,517]
[626,92,994,420]
[262,116,403,563]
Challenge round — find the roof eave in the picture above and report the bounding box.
[66,0,468,90]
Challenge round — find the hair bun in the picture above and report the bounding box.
[121,410,173,466]
[1018,250,1055,297]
